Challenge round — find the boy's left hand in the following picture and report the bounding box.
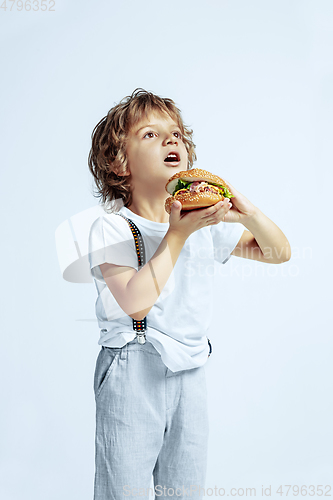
[219,181,258,224]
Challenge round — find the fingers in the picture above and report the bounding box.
[218,198,232,210]
[169,200,182,217]
[168,201,180,220]
[171,199,232,226]
[201,199,232,225]
[202,199,232,217]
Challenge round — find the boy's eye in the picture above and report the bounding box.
[143,131,156,138]
[143,130,183,139]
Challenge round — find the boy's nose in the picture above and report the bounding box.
[165,135,178,145]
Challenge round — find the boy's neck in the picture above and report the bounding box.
[126,199,170,224]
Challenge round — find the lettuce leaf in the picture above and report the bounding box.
[215,184,234,198]
[172,179,234,198]
[172,179,192,195]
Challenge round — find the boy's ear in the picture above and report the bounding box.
[120,169,131,177]
[114,166,131,177]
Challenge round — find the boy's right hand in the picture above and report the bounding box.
[168,199,233,240]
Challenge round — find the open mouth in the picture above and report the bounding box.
[164,151,180,165]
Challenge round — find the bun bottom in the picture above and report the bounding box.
[165,191,223,215]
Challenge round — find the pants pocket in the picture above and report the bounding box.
[94,347,120,399]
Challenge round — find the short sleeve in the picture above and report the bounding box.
[88,215,139,282]
[210,221,244,265]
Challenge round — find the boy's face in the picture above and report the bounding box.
[124,110,188,193]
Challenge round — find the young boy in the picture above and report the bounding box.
[88,88,291,499]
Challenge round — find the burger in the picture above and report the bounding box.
[164,168,234,214]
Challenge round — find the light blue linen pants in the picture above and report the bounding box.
[93,338,209,499]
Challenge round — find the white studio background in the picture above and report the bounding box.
[1,1,332,499]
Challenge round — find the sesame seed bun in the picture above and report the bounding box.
[164,168,231,215]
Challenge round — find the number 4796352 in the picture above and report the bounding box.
[0,0,56,11]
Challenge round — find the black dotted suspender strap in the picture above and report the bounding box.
[116,212,147,345]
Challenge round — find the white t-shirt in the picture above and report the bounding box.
[88,206,244,373]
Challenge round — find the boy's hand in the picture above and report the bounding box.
[168,198,233,240]
[220,181,258,223]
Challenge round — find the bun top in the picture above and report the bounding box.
[165,168,228,195]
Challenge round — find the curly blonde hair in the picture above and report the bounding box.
[88,88,197,211]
